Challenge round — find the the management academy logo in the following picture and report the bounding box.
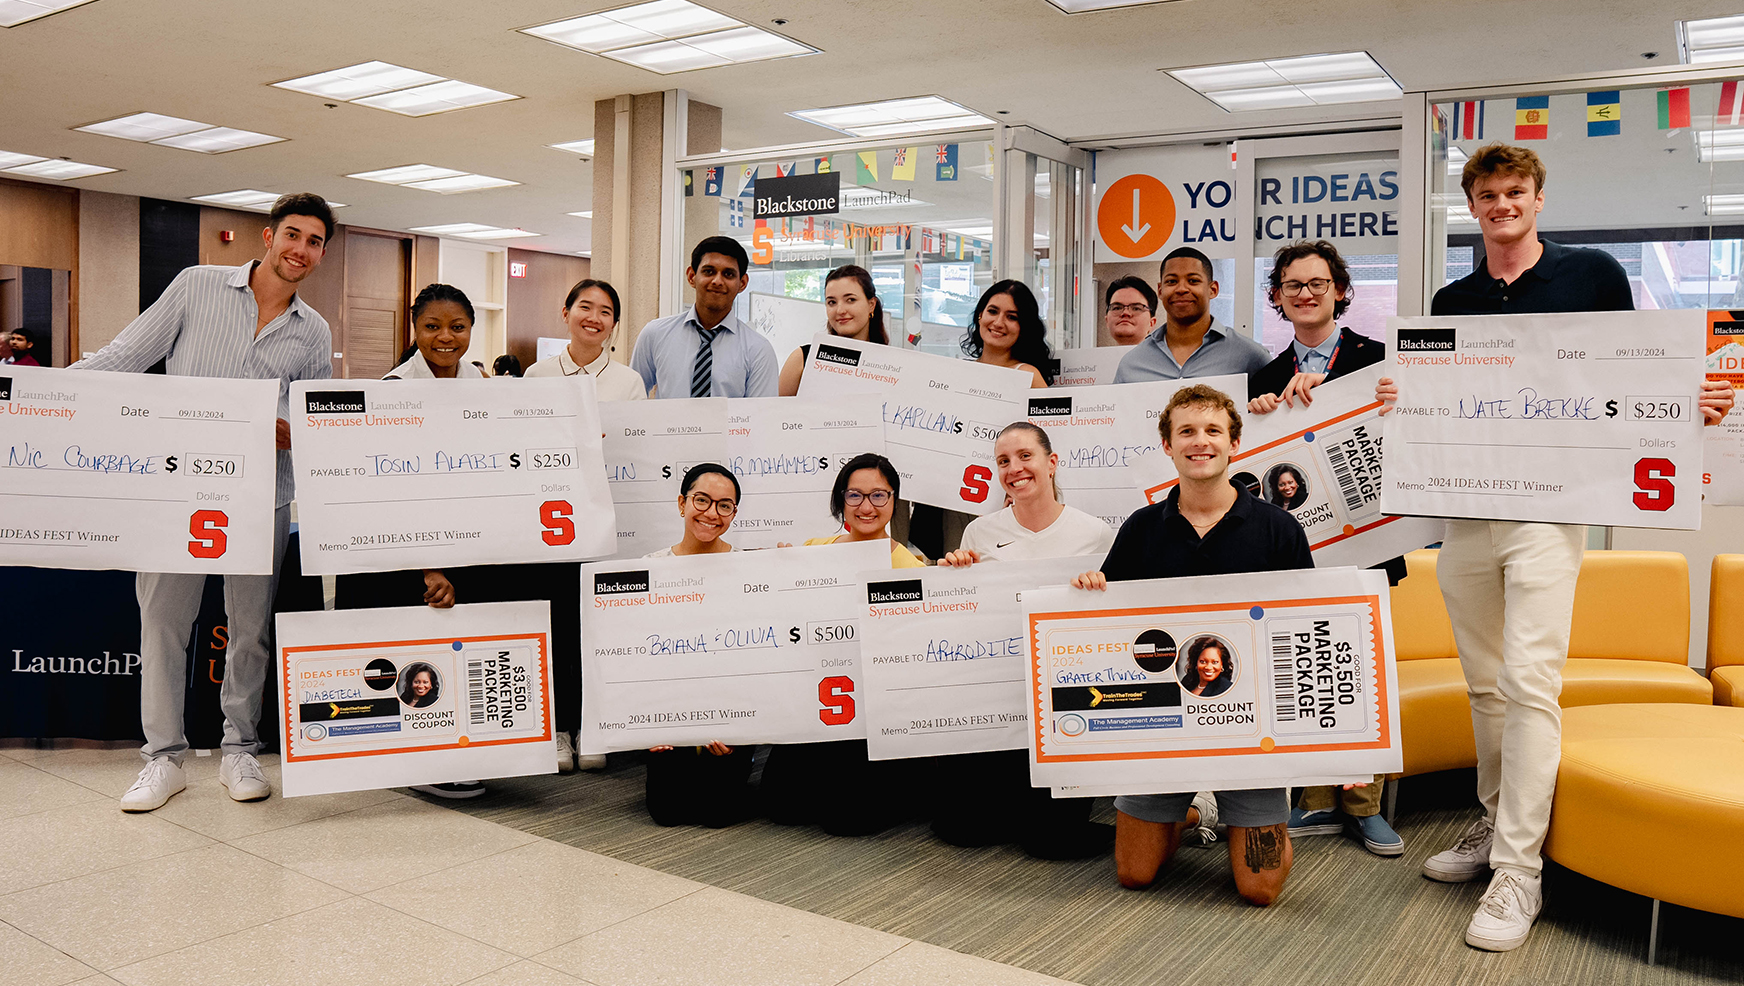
[304,390,366,414]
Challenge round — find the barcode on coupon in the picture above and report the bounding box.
[1324,442,1365,514]
[468,658,486,726]
[1271,632,1296,721]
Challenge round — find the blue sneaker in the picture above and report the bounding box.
[1288,807,1342,837]
[1346,813,1405,856]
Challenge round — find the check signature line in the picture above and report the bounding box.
[1405,440,1630,450]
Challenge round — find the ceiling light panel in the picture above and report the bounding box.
[1698,129,1744,162]
[457,228,540,240]
[1681,15,1744,63]
[1168,51,1400,112]
[273,61,443,100]
[520,0,815,74]
[0,150,46,168]
[1045,0,1175,10]
[1705,193,1744,215]
[401,173,519,193]
[76,112,209,141]
[0,0,99,28]
[568,210,594,218]
[789,95,994,137]
[151,127,285,153]
[550,139,595,155]
[190,190,347,211]
[351,80,518,117]
[3,158,117,179]
[408,223,538,239]
[348,164,467,184]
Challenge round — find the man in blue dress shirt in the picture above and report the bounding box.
[1114,247,1271,383]
[75,193,335,812]
[631,236,778,398]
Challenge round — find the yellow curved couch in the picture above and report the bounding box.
[1710,555,1744,707]
[1544,704,1744,921]
[1393,549,1712,777]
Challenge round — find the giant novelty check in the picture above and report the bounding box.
[1135,366,1444,569]
[1021,567,1400,793]
[292,377,616,573]
[1033,376,1243,532]
[861,555,1098,760]
[1383,311,1704,529]
[580,539,892,752]
[600,397,727,557]
[1704,309,1744,506]
[797,335,1031,513]
[275,601,555,797]
[0,365,276,574]
[1051,347,1133,387]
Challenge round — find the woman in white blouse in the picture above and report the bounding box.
[523,278,647,401]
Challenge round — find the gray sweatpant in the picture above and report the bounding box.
[135,505,291,763]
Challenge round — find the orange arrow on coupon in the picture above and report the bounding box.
[1097,174,1175,259]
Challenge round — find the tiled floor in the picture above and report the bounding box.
[0,746,1076,986]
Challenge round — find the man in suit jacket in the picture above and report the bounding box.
[1246,240,1383,408]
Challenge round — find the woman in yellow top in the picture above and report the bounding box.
[800,452,925,567]
[765,453,920,835]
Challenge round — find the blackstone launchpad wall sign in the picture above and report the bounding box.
[754,171,841,219]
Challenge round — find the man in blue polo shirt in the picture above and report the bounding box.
[631,235,778,398]
[1073,383,1311,906]
[1114,247,1271,383]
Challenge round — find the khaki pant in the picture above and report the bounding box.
[1437,518,1585,878]
[1297,776,1385,817]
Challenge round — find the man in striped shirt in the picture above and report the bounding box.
[75,193,335,812]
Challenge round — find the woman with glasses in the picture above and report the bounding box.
[762,453,921,836]
[642,463,755,827]
[1246,240,1402,858]
[778,264,888,397]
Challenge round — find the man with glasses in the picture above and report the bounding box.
[1115,247,1271,383]
[1103,276,1158,347]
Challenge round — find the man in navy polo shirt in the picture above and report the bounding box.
[1073,383,1311,906]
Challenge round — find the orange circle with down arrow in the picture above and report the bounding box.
[1098,174,1175,259]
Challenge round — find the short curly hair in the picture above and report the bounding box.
[1158,383,1242,446]
[1267,240,1352,320]
[1460,142,1546,200]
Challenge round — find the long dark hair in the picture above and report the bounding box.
[823,265,887,345]
[962,279,1054,384]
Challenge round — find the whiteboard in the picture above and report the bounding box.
[748,292,827,364]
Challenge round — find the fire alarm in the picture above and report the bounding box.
[220,230,235,243]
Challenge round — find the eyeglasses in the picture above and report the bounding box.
[1107,303,1152,316]
[843,489,893,507]
[1279,278,1334,297]
[686,492,736,516]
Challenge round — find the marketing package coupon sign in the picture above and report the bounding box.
[580,539,891,753]
[1136,366,1444,569]
[291,376,616,573]
[1382,311,1704,529]
[1021,567,1400,794]
[798,334,1031,513]
[275,601,555,797]
[1034,376,1242,532]
[861,555,1098,761]
[0,365,277,574]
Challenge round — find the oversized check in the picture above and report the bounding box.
[1051,347,1133,387]
[1032,376,1243,531]
[861,555,1097,761]
[1383,311,1704,529]
[1134,366,1444,569]
[1705,309,1744,505]
[580,539,891,752]
[0,365,276,574]
[1021,567,1400,794]
[723,395,885,548]
[797,334,1031,513]
[275,601,555,797]
[600,397,727,557]
[291,377,616,573]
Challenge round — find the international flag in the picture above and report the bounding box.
[728,199,743,228]
[891,146,918,181]
[736,164,756,198]
[935,144,958,181]
[704,166,722,197]
[815,156,832,174]
[1453,100,1485,140]
[946,233,959,257]
[1717,81,1744,127]
[1657,88,1691,129]
[1514,96,1549,140]
[1586,91,1620,137]
[855,150,879,184]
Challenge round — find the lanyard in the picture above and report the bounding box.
[1292,331,1342,375]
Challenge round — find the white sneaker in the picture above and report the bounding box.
[120,757,186,812]
[1423,816,1494,882]
[1465,869,1543,951]
[1183,791,1220,846]
[219,752,271,802]
[555,732,577,773]
[575,753,607,771]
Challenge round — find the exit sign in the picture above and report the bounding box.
[509,262,528,278]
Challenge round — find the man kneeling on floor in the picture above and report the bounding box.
[1072,384,1308,905]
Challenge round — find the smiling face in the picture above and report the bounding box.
[679,472,737,544]
[1196,645,1226,684]
[686,252,747,321]
[825,276,876,340]
[1274,255,1343,335]
[414,300,472,374]
[1276,469,1299,500]
[843,466,895,538]
[1467,172,1544,249]
[260,215,327,285]
[563,285,617,354]
[1105,287,1156,345]
[1163,402,1239,483]
[1158,257,1217,327]
[977,293,1023,357]
[995,429,1057,507]
[410,670,433,698]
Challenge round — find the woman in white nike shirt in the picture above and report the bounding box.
[940,422,1111,566]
